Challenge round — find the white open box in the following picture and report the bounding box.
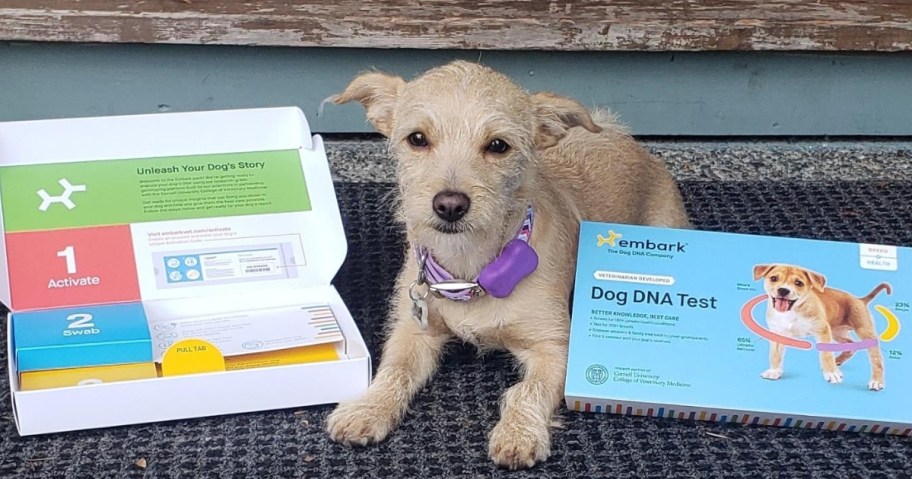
[0,107,371,435]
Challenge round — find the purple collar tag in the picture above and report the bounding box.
[477,239,538,298]
[416,204,537,301]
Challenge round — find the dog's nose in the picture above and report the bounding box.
[777,287,790,297]
[432,191,470,222]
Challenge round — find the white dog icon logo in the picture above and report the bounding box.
[37,178,87,211]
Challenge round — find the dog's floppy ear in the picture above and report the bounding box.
[330,72,405,137]
[531,92,602,149]
[804,269,827,292]
[753,264,774,280]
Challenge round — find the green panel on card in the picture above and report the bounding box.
[0,150,311,232]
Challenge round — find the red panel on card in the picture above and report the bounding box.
[6,225,140,310]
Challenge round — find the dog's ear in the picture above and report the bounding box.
[531,92,602,149]
[330,72,405,136]
[753,264,774,280]
[805,270,827,292]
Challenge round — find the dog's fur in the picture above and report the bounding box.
[325,61,690,469]
[753,264,890,390]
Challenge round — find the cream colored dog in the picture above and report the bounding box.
[753,263,890,390]
[325,61,690,469]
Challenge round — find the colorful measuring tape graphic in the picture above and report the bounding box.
[741,294,900,351]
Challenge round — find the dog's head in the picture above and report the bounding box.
[753,264,826,313]
[330,61,601,253]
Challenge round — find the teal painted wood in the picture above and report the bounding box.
[2,42,911,136]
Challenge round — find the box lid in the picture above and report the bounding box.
[0,107,346,311]
[13,302,153,372]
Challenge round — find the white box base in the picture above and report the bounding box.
[9,287,371,436]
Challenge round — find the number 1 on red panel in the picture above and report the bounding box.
[57,246,77,275]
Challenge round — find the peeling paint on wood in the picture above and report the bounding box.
[1,1,912,51]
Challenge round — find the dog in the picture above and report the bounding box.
[753,263,890,390]
[324,60,690,469]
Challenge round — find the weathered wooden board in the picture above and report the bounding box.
[1,1,912,51]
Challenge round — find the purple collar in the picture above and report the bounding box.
[415,205,539,301]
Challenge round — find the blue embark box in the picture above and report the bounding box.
[565,222,912,435]
[13,302,153,372]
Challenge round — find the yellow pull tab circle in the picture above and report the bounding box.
[161,339,226,377]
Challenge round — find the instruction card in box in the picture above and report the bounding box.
[565,222,912,435]
[0,107,371,435]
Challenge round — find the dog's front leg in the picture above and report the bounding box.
[488,340,566,470]
[327,287,451,446]
[815,326,843,384]
[761,340,785,380]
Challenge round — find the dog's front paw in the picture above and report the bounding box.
[868,379,885,391]
[326,399,400,447]
[823,369,844,384]
[488,419,551,470]
[761,368,783,380]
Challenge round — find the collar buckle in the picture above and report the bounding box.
[428,280,486,298]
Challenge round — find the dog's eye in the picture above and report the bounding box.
[486,139,510,154]
[769,275,779,282]
[795,280,804,287]
[407,132,429,148]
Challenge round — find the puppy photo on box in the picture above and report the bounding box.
[323,61,690,469]
[753,263,891,390]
